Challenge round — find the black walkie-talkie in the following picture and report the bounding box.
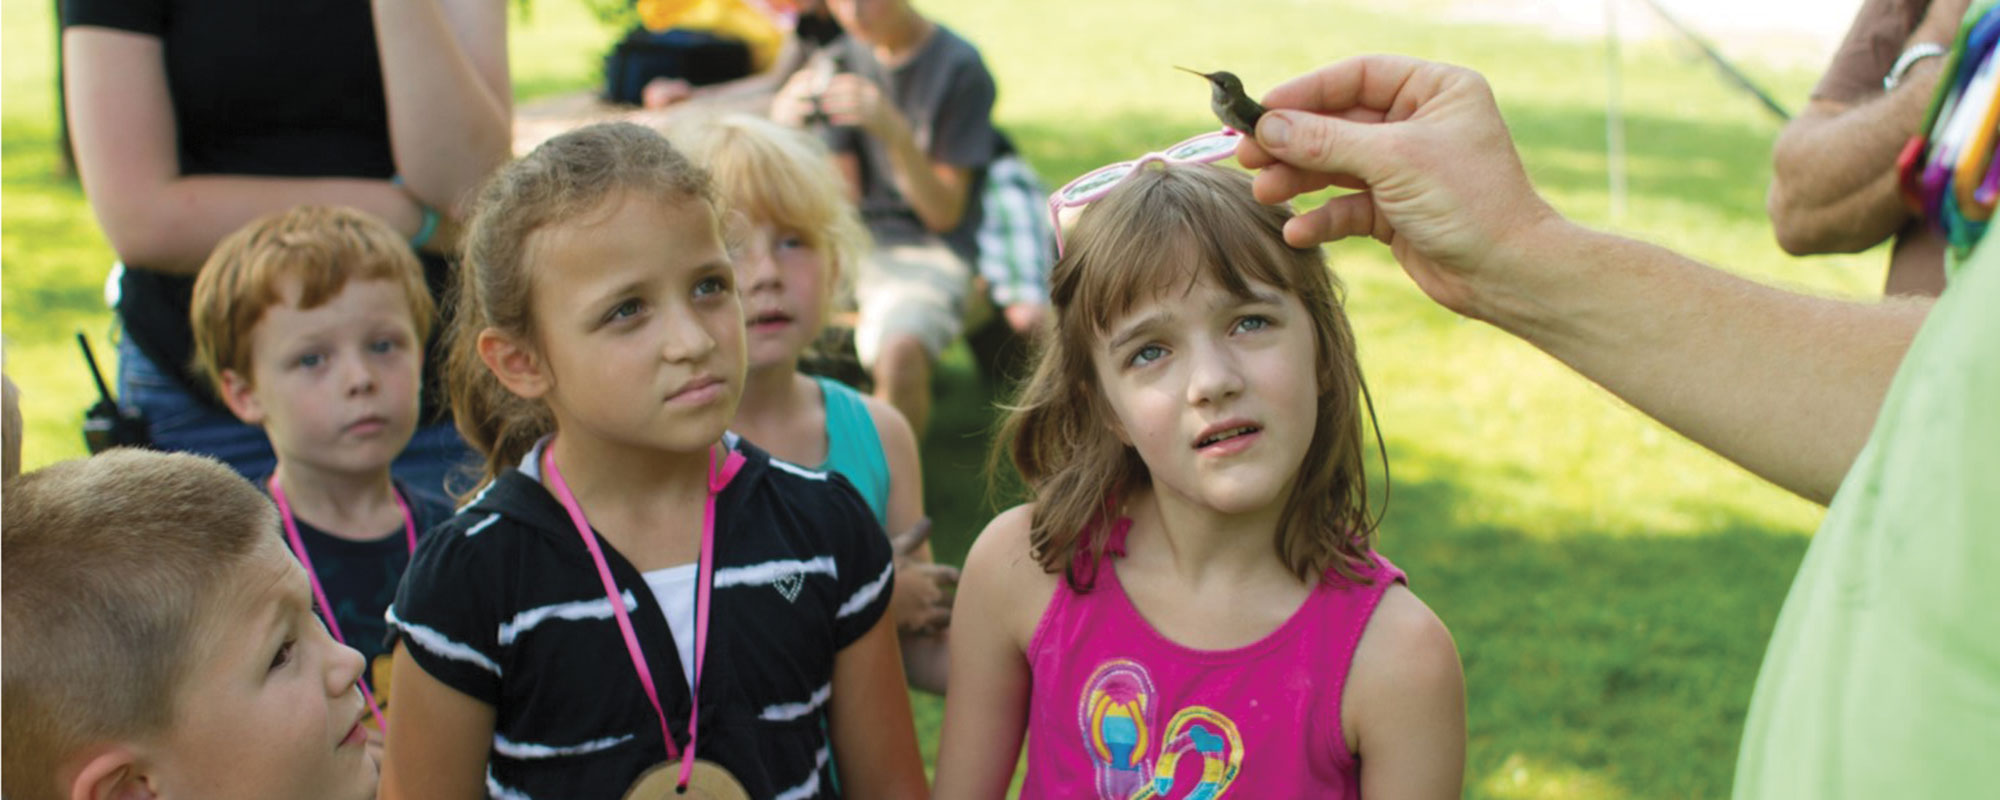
[76,332,150,453]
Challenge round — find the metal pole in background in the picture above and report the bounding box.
[1606,0,1628,222]
[1638,0,1793,121]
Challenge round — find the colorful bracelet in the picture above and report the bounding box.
[390,174,441,250]
[409,205,440,250]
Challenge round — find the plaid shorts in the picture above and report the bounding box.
[975,154,1055,308]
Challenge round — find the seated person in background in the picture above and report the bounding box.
[190,205,454,754]
[771,0,1006,434]
[3,449,379,800]
[1768,0,1969,296]
[638,0,847,111]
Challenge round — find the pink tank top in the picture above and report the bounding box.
[1021,519,1405,799]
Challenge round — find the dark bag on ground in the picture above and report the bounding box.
[602,27,753,105]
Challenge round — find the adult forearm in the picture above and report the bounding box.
[371,0,512,216]
[88,176,421,275]
[1479,221,1927,504]
[1767,61,1942,254]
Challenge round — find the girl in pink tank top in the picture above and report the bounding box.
[934,156,1466,798]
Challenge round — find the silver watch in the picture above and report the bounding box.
[1885,42,1948,91]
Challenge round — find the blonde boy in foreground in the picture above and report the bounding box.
[2,449,378,799]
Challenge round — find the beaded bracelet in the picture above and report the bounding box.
[390,174,441,249]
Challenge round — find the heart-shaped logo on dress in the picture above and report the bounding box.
[773,571,804,603]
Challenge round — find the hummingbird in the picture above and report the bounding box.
[1177,66,1267,134]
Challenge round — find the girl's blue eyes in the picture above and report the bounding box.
[605,277,730,323]
[296,353,323,369]
[1124,315,1275,367]
[608,299,645,321]
[694,276,730,297]
[1128,344,1167,367]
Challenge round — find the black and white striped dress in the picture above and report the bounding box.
[388,438,893,799]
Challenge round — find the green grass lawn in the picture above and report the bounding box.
[4,1,1886,796]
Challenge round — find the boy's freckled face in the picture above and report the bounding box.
[150,534,375,799]
[526,191,747,455]
[1090,274,1320,518]
[232,278,424,475]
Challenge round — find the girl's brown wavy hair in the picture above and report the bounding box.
[994,162,1384,591]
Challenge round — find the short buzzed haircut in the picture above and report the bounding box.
[2,450,274,800]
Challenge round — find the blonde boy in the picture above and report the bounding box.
[188,205,449,720]
[2,449,378,799]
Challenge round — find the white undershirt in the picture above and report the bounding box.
[521,436,703,692]
[643,564,699,693]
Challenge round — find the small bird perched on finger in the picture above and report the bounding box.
[1177,66,1267,134]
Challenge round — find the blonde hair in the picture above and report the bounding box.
[2,450,274,800]
[666,112,869,316]
[996,163,1382,591]
[449,122,722,499]
[189,205,435,393]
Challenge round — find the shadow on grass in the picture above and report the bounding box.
[1383,460,1807,798]
[917,362,1811,799]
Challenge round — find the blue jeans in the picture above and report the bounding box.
[116,336,476,501]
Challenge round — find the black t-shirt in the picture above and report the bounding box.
[389,438,894,799]
[260,477,452,674]
[61,0,452,415]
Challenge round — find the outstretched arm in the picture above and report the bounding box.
[1767,0,1967,255]
[370,0,513,216]
[63,28,425,275]
[1238,55,1927,505]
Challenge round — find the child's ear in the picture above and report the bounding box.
[478,328,551,400]
[68,745,158,800]
[217,369,264,426]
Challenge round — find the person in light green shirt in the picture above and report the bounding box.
[1235,54,1997,796]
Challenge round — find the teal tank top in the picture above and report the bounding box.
[814,376,891,527]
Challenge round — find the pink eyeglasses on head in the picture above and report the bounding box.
[1047,129,1244,256]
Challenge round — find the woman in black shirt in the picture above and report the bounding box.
[61,0,512,496]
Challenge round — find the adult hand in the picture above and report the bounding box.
[1236,55,1563,319]
[888,519,960,637]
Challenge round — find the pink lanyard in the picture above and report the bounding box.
[267,475,416,733]
[542,442,744,791]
